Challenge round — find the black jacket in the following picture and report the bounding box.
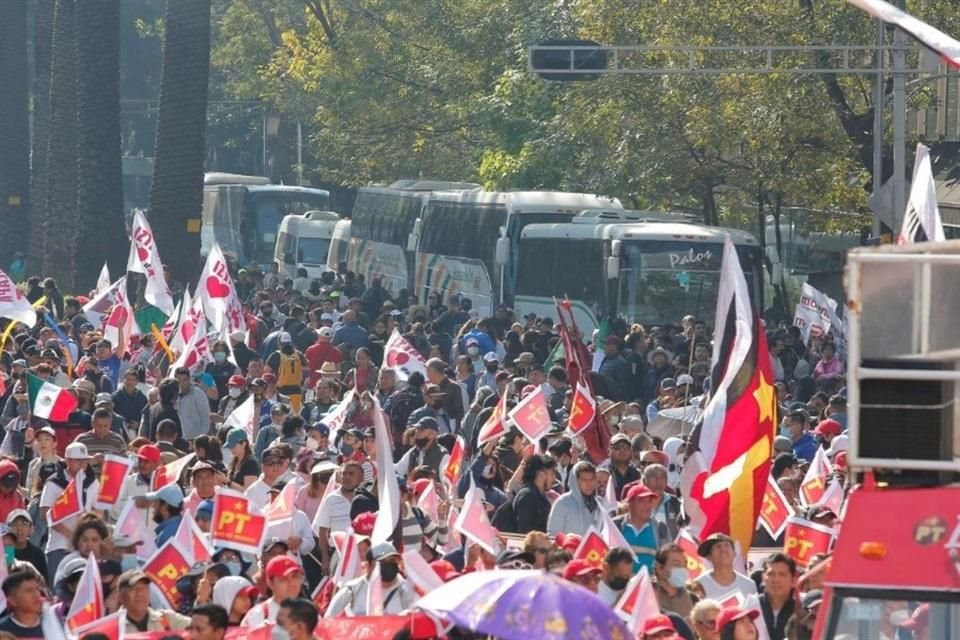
[513,482,551,534]
[760,592,797,640]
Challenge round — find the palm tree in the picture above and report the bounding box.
[75,0,127,289]
[0,1,30,267]
[43,0,78,287]
[28,0,55,273]
[149,0,211,285]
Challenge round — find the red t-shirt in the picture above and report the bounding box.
[305,342,343,387]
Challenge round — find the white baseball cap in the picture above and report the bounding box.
[318,327,334,338]
[65,442,91,460]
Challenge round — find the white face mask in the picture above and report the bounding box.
[228,388,242,399]
[467,346,480,356]
[305,438,319,451]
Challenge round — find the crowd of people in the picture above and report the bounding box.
[0,263,859,640]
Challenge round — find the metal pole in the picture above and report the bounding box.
[872,19,884,238]
[296,120,304,186]
[262,113,267,177]
[892,0,908,226]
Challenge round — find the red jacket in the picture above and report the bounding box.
[0,459,26,523]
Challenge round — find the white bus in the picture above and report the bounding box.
[344,180,480,295]
[326,218,352,273]
[411,191,622,315]
[273,211,341,281]
[202,172,331,265]
[515,214,764,333]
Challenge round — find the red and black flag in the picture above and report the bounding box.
[680,236,777,554]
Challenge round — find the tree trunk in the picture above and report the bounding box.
[29,0,55,274]
[43,0,78,288]
[149,0,211,285]
[0,1,30,267]
[75,0,126,291]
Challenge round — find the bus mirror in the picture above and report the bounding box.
[495,237,510,266]
[610,239,622,258]
[606,256,620,280]
[772,263,784,285]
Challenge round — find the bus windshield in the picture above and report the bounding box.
[618,240,760,325]
[297,237,331,266]
[826,594,959,638]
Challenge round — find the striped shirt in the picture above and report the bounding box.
[399,505,448,551]
[75,431,127,458]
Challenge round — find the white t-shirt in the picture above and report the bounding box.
[244,477,273,511]
[312,490,352,534]
[696,571,758,600]
[41,476,100,552]
[240,598,280,627]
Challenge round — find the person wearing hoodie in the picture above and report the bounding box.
[456,439,507,510]
[212,575,258,627]
[0,459,26,523]
[547,461,603,537]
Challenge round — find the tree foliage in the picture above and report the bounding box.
[210,0,959,231]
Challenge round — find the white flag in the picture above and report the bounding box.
[224,394,257,442]
[898,143,947,245]
[453,477,500,555]
[0,269,37,328]
[103,282,138,355]
[198,243,245,333]
[371,400,401,546]
[167,319,210,375]
[846,0,960,68]
[170,289,204,355]
[95,262,111,295]
[383,329,427,381]
[83,276,124,331]
[127,210,175,315]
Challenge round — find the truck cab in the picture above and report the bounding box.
[274,210,340,281]
[814,240,960,639]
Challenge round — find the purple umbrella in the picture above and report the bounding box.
[415,569,631,640]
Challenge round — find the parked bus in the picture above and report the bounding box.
[202,172,331,265]
[515,213,763,332]
[273,211,341,281]
[412,191,622,314]
[326,218,352,274]
[344,180,480,295]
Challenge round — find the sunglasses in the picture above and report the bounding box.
[697,618,718,630]
[501,560,533,570]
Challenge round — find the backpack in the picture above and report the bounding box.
[388,390,421,432]
[276,351,303,390]
[491,497,517,533]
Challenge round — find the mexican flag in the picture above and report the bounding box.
[27,371,77,421]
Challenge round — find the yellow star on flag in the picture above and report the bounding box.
[753,370,776,424]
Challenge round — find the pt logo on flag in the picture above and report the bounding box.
[211,488,267,554]
[143,541,191,607]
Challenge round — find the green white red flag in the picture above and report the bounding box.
[27,371,77,421]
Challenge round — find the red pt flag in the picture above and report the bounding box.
[96,454,133,510]
[211,487,268,555]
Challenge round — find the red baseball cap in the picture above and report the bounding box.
[562,559,602,581]
[626,484,658,502]
[262,373,278,385]
[265,555,303,580]
[137,444,161,463]
[228,374,247,387]
[813,419,842,437]
[641,614,677,635]
[555,533,581,553]
[716,607,760,631]
[352,511,376,537]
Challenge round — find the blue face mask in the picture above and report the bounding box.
[214,352,227,363]
[121,554,139,573]
[779,425,792,438]
[226,561,242,577]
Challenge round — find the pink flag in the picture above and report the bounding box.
[615,566,660,635]
[365,563,384,616]
[127,209,175,315]
[817,479,845,516]
[384,329,428,381]
[800,447,833,506]
[443,505,460,553]
[103,283,137,355]
[417,479,440,523]
[65,553,104,631]
[332,528,361,586]
[170,290,204,354]
[454,480,500,555]
[371,399,400,546]
[507,387,551,444]
[264,479,299,541]
[168,318,211,375]
[174,510,214,566]
[115,499,157,561]
[401,549,444,597]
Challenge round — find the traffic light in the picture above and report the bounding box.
[530,39,608,81]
